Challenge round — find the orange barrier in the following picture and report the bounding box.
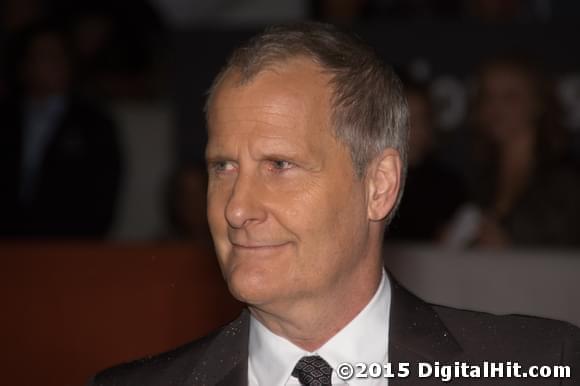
[0,242,242,386]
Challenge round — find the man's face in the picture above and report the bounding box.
[206,58,373,309]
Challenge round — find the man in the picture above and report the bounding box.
[0,25,122,238]
[92,22,580,385]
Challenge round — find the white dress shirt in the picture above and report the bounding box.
[248,270,391,385]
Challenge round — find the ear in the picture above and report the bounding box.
[365,148,402,221]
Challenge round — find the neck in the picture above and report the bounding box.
[249,249,383,352]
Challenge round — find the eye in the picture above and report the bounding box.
[268,160,294,172]
[209,160,236,174]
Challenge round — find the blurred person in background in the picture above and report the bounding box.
[467,55,580,247]
[65,1,166,99]
[0,24,122,238]
[387,79,469,243]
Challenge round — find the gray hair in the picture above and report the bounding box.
[206,22,408,224]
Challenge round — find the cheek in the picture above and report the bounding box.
[206,185,230,242]
[206,190,235,277]
[330,192,367,250]
[206,188,220,227]
[281,175,365,251]
[274,177,327,222]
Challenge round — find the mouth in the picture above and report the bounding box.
[231,241,290,251]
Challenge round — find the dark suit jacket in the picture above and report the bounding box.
[92,278,580,385]
[0,97,122,238]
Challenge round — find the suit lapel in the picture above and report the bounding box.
[387,275,462,385]
[187,310,250,386]
[216,361,248,386]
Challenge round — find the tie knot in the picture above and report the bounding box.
[292,355,333,386]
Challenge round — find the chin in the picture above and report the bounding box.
[226,263,282,306]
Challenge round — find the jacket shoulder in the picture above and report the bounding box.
[432,304,580,365]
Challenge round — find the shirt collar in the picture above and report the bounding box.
[249,269,391,385]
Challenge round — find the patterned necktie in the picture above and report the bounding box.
[292,355,333,386]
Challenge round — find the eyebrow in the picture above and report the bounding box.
[206,137,307,157]
[205,151,228,165]
[205,150,303,163]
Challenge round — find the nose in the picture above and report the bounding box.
[225,171,267,229]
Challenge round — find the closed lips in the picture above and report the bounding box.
[231,242,289,248]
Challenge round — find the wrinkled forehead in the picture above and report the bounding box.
[204,58,353,166]
[207,58,334,135]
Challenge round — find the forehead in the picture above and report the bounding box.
[207,58,334,141]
